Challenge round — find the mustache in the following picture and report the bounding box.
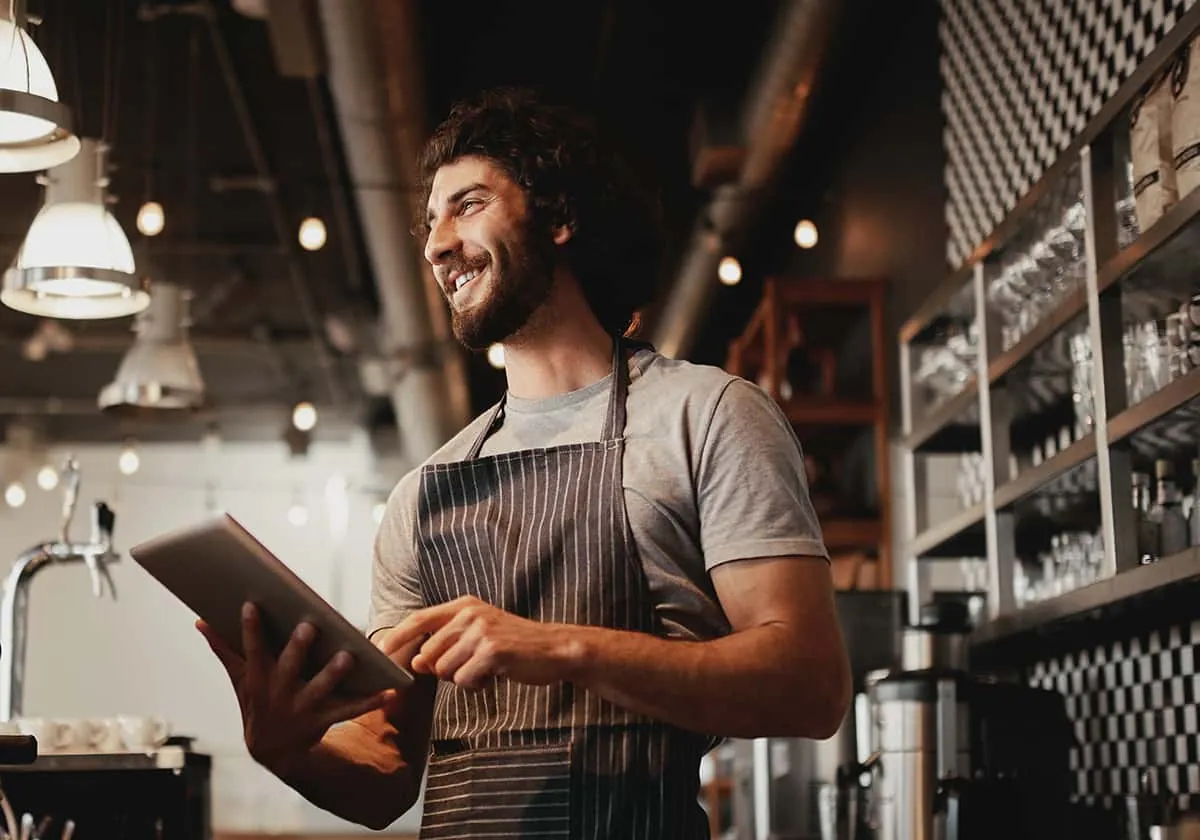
[442,255,490,282]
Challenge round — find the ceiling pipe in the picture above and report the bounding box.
[648,0,839,360]
[315,0,470,469]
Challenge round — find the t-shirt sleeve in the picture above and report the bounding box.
[696,378,829,570]
[366,476,425,640]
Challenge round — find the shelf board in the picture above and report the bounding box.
[910,502,986,559]
[1097,180,1200,296]
[903,378,980,452]
[0,746,210,773]
[993,433,1097,510]
[1107,366,1200,446]
[823,518,883,549]
[970,547,1200,648]
[785,398,880,426]
[987,286,1087,384]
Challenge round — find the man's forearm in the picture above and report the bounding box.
[272,721,418,831]
[562,622,849,740]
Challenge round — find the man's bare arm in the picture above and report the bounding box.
[394,557,851,740]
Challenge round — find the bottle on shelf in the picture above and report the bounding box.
[1133,472,1158,565]
[1150,460,1189,558]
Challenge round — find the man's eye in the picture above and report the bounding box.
[460,199,481,213]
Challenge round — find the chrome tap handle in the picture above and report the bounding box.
[86,502,118,600]
[59,456,81,543]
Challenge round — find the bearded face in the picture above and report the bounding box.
[423,156,559,350]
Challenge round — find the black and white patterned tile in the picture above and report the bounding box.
[1029,615,1200,811]
[941,0,1196,267]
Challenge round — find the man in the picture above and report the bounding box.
[200,88,850,838]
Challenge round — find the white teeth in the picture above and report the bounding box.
[454,270,480,292]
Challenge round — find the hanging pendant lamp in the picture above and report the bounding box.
[3,137,149,319]
[98,281,205,417]
[0,0,79,172]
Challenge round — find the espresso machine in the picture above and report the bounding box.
[863,600,1075,840]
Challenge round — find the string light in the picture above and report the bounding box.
[36,465,58,491]
[718,256,742,286]
[794,219,818,249]
[298,217,326,251]
[292,401,317,432]
[486,344,505,369]
[136,201,165,237]
[4,482,26,508]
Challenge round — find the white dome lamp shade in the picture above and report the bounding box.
[0,1,80,172]
[3,137,149,319]
[98,282,206,417]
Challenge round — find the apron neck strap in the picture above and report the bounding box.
[465,335,647,460]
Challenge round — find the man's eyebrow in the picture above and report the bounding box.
[426,183,489,224]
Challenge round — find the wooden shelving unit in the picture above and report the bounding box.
[726,276,892,590]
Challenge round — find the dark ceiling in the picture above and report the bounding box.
[0,0,915,449]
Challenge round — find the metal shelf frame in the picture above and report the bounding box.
[898,1,1200,635]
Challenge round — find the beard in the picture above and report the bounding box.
[449,221,557,350]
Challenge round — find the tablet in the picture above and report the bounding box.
[130,513,415,696]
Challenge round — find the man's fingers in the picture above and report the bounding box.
[275,622,316,691]
[240,603,270,689]
[196,620,244,677]
[293,650,353,712]
[387,599,467,650]
[425,627,479,680]
[452,653,498,691]
[318,688,397,730]
[413,613,472,674]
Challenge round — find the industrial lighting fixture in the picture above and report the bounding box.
[3,138,148,319]
[298,216,326,251]
[794,219,818,249]
[98,282,205,416]
[0,1,79,173]
[718,256,742,286]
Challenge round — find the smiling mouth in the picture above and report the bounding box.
[454,269,481,293]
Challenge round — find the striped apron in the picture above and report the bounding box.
[413,337,714,839]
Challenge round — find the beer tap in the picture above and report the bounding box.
[0,456,120,721]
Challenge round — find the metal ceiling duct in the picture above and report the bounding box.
[315,0,471,469]
[649,0,839,360]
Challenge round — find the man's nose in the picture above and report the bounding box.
[424,217,460,266]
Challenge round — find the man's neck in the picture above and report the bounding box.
[500,279,618,401]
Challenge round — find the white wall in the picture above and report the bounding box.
[0,436,422,835]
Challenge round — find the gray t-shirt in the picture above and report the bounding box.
[368,349,828,643]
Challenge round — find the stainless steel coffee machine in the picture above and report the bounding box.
[862,600,1075,840]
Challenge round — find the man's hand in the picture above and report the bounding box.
[198,603,397,775]
[381,596,580,690]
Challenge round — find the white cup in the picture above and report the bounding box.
[87,718,124,753]
[15,717,69,753]
[117,715,169,751]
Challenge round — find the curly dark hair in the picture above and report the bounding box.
[414,87,664,338]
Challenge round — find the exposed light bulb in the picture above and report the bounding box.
[372,501,387,525]
[118,443,140,475]
[5,482,26,508]
[136,201,165,236]
[292,401,317,432]
[718,256,742,286]
[298,217,327,251]
[36,465,58,491]
[486,343,505,369]
[288,503,309,527]
[794,219,818,249]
